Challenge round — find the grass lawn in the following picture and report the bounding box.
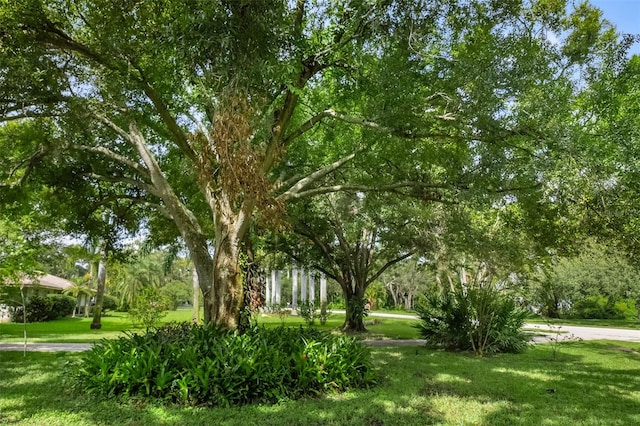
[1,340,639,425]
[0,308,420,343]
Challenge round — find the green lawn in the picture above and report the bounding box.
[1,341,639,425]
[0,308,420,343]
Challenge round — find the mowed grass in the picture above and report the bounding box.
[0,308,420,343]
[0,310,191,343]
[1,341,640,425]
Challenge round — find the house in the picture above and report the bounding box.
[0,274,75,322]
[20,274,74,296]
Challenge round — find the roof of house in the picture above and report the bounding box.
[21,274,74,291]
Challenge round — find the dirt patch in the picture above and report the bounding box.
[610,346,640,355]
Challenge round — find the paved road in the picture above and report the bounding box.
[525,322,640,342]
[0,342,92,352]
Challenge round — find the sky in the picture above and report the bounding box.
[590,0,640,55]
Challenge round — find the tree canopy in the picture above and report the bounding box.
[0,0,633,328]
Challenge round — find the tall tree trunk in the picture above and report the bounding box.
[209,224,243,329]
[342,275,367,332]
[90,240,107,330]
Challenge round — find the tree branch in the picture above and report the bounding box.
[366,251,415,286]
[70,145,150,179]
[97,194,172,220]
[277,151,361,200]
[36,21,196,163]
[93,113,135,144]
[294,221,343,278]
[322,109,459,139]
[285,181,450,200]
[7,145,49,187]
[84,173,160,198]
[131,63,197,162]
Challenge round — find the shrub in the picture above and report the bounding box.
[10,294,76,322]
[69,323,375,406]
[101,294,118,314]
[569,296,636,320]
[298,301,316,325]
[46,294,76,320]
[414,282,529,356]
[158,281,191,310]
[128,288,171,328]
[10,295,53,322]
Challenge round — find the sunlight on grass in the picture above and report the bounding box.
[491,366,556,382]
[2,343,640,425]
[433,373,472,384]
[0,309,420,344]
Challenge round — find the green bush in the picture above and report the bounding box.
[101,294,118,314]
[569,296,636,320]
[46,294,76,320]
[69,323,375,406]
[158,281,190,310]
[298,301,316,325]
[414,283,529,356]
[10,294,76,322]
[10,295,53,322]
[128,288,171,328]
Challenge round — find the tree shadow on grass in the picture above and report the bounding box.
[408,342,640,425]
[2,342,640,425]
[0,351,443,426]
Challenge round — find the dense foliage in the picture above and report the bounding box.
[569,296,637,320]
[9,294,75,322]
[71,323,374,406]
[1,0,628,329]
[529,241,640,318]
[414,281,529,356]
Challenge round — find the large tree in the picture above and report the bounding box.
[280,191,431,331]
[0,0,624,328]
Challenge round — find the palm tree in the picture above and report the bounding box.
[63,277,95,317]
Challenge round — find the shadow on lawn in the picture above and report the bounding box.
[0,351,444,426]
[2,343,640,425]
[404,342,640,425]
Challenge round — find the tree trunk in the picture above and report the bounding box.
[342,278,367,332]
[404,292,412,310]
[208,230,243,329]
[90,240,107,330]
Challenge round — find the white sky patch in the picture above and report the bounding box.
[545,30,560,46]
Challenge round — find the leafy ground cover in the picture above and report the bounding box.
[72,323,374,406]
[0,309,420,343]
[1,341,639,425]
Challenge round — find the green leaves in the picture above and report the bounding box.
[414,277,529,356]
[71,323,375,406]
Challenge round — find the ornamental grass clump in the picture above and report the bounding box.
[70,322,374,406]
[414,275,529,356]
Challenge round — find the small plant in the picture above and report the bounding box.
[347,296,370,326]
[319,304,331,325]
[545,320,583,361]
[271,303,288,324]
[128,288,170,329]
[298,301,316,325]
